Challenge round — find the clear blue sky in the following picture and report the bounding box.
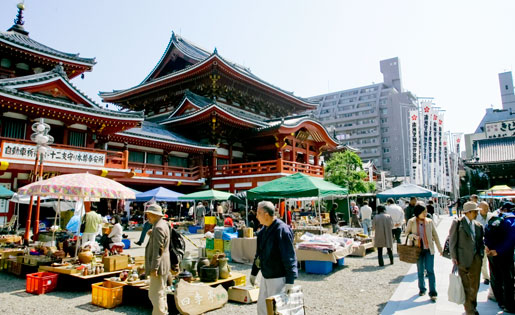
[2,0,514,134]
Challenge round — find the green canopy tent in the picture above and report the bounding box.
[179,189,234,223]
[247,173,348,230]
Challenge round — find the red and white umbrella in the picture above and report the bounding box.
[17,172,135,201]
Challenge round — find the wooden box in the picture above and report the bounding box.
[228,285,259,304]
[103,255,128,272]
[133,256,145,265]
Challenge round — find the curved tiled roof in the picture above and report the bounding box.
[0,31,96,66]
[117,121,215,150]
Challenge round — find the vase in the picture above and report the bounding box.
[179,255,192,272]
[200,266,219,282]
[218,257,231,279]
[78,248,93,264]
[197,257,210,276]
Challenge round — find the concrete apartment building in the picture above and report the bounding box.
[308,57,417,177]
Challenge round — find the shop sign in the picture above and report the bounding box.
[0,142,106,167]
[485,119,515,139]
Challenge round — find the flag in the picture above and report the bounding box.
[409,109,421,184]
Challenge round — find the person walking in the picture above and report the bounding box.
[476,201,493,285]
[484,202,515,313]
[360,201,373,236]
[330,203,339,233]
[426,200,435,217]
[350,201,361,228]
[144,204,170,315]
[405,204,443,301]
[386,198,404,243]
[195,202,206,227]
[449,201,484,315]
[404,197,417,223]
[250,201,298,315]
[373,205,394,266]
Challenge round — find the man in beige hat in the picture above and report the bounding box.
[144,203,170,315]
[449,201,484,315]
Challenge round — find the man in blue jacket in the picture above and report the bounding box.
[250,201,298,315]
[484,202,515,314]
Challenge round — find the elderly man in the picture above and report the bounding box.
[350,201,361,228]
[250,201,297,315]
[386,198,404,243]
[449,202,484,315]
[144,204,170,315]
[476,201,493,285]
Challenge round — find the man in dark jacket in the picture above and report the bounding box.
[484,202,515,313]
[330,203,338,233]
[250,201,298,315]
[404,197,417,223]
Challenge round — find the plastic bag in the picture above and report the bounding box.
[448,265,465,305]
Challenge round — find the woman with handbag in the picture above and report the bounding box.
[405,204,443,301]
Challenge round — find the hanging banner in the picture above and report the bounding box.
[443,141,452,192]
[409,110,420,185]
[421,101,432,186]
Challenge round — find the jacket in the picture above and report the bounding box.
[83,211,102,234]
[373,213,394,248]
[145,218,171,276]
[251,219,298,284]
[484,213,515,256]
[405,217,443,256]
[449,216,484,268]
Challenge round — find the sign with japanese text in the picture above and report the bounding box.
[485,119,515,139]
[1,142,106,167]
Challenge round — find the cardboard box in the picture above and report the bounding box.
[228,285,259,304]
[103,255,128,272]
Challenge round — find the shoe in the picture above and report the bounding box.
[430,295,437,302]
[135,241,142,246]
[419,291,426,296]
[504,308,515,314]
[483,279,490,285]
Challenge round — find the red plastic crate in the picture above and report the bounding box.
[26,272,58,295]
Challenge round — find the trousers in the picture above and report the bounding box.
[149,274,168,315]
[458,254,482,315]
[392,228,402,243]
[361,219,371,236]
[481,253,489,281]
[489,253,515,311]
[257,276,286,315]
[377,247,393,266]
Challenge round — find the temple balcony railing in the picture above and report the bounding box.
[212,158,324,178]
[128,162,205,181]
[0,137,128,171]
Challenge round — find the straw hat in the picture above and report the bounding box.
[145,203,164,216]
[462,201,480,213]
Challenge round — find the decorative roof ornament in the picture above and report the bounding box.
[7,1,29,36]
[51,63,68,78]
[213,47,218,54]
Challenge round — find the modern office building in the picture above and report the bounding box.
[308,57,417,177]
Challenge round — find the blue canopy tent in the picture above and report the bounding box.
[377,183,433,200]
[135,187,185,202]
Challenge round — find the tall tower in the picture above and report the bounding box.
[380,57,402,92]
[499,71,515,111]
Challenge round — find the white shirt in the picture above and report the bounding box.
[386,204,404,227]
[476,211,493,228]
[360,205,372,220]
[108,223,123,243]
[464,216,476,239]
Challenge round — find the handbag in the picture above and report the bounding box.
[448,264,465,304]
[443,219,459,259]
[397,234,421,264]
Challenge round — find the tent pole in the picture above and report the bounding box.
[74,198,84,259]
[347,196,350,227]
[318,196,323,232]
[52,197,60,244]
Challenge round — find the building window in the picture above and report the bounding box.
[129,151,145,163]
[381,118,388,123]
[381,127,389,133]
[217,158,229,166]
[2,119,25,139]
[383,157,391,164]
[382,137,389,143]
[380,108,388,115]
[68,131,86,147]
[383,148,390,153]
[147,153,163,165]
[169,156,188,168]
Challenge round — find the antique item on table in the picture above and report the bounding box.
[243,227,254,238]
[197,257,210,275]
[210,252,225,267]
[78,246,93,264]
[119,270,129,281]
[200,265,219,282]
[178,270,193,283]
[218,257,231,279]
[179,252,192,272]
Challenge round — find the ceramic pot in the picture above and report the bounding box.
[200,266,219,282]
[178,271,193,282]
[179,255,192,272]
[190,260,198,277]
[218,257,231,279]
[197,257,210,276]
[78,248,93,264]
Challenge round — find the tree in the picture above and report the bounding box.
[324,151,376,194]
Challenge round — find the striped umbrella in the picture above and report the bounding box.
[17,172,135,201]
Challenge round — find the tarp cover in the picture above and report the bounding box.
[179,189,233,201]
[246,173,348,200]
[135,186,184,202]
[377,183,433,200]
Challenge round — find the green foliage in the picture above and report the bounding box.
[324,151,375,194]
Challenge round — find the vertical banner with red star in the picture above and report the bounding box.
[421,101,432,186]
[409,109,422,185]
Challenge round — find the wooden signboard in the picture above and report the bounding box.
[175,279,228,315]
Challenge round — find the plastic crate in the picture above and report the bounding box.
[336,258,345,266]
[10,261,22,276]
[233,274,246,286]
[121,239,131,249]
[214,239,224,252]
[91,281,124,309]
[224,250,232,262]
[204,216,216,225]
[206,238,214,250]
[26,272,58,295]
[188,225,201,234]
[305,260,333,275]
[0,258,7,271]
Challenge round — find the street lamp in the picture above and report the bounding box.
[24,118,53,243]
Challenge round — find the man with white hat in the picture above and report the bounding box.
[449,201,484,315]
[144,204,170,315]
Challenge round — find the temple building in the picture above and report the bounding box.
[0,4,338,223]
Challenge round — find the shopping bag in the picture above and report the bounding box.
[266,285,305,315]
[397,234,421,264]
[448,265,465,305]
[442,236,451,259]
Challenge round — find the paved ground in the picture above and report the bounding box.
[382,215,502,315]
